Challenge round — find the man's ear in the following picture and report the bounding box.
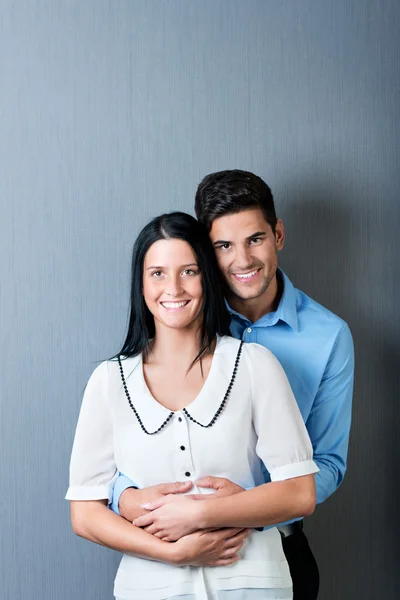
[275,218,285,251]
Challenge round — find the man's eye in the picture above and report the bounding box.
[250,237,261,244]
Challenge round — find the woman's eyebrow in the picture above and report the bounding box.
[146,262,198,270]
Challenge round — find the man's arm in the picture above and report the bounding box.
[110,474,137,515]
[307,322,354,504]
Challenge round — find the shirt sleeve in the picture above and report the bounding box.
[245,343,319,482]
[109,473,138,515]
[306,323,354,504]
[65,361,118,502]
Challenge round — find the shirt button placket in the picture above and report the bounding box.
[175,412,194,480]
[243,326,254,342]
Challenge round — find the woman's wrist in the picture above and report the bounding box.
[161,540,184,565]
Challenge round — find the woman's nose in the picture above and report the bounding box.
[164,275,183,297]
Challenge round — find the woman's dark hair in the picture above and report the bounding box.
[117,211,230,365]
[195,169,277,232]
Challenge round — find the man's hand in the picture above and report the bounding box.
[119,481,193,522]
[189,476,245,500]
[134,495,202,541]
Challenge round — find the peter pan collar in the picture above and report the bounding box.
[119,336,242,433]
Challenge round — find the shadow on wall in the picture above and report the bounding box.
[278,180,400,598]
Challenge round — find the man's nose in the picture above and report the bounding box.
[234,245,252,269]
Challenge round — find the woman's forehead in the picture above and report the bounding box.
[144,238,197,266]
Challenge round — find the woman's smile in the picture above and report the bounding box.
[159,299,191,311]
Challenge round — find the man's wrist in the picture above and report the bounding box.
[196,501,209,529]
[119,487,141,521]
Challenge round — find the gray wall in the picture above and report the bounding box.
[1,1,399,598]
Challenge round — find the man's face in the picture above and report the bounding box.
[209,208,285,301]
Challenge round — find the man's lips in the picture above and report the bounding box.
[231,268,261,283]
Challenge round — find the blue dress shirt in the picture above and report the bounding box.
[110,269,354,514]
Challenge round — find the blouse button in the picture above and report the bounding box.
[180,446,185,451]
[178,417,182,422]
[185,471,191,477]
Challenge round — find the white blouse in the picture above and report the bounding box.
[66,336,319,600]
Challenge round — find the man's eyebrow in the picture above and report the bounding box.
[246,231,266,241]
[146,263,198,270]
[212,239,231,246]
[213,231,266,246]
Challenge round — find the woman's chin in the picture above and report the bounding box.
[156,313,202,331]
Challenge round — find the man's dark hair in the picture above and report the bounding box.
[194,169,277,232]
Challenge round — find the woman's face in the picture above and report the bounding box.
[143,238,204,332]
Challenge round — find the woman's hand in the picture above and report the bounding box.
[172,527,250,567]
[134,495,203,541]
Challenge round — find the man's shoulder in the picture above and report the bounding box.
[294,286,349,334]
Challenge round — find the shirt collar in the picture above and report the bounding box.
[120,336,243,432]
[226,268,299,331]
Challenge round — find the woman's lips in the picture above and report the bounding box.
[160,300,191,311]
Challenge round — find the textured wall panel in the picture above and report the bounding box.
[0,1,399,598]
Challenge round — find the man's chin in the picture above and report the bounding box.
[228,284,267,301]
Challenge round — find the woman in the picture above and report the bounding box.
[66,212,318,600]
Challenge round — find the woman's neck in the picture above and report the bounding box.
[147,324,206,367]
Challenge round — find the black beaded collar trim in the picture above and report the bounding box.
[117,340,244,435]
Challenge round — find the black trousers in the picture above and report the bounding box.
[282,529,319,600]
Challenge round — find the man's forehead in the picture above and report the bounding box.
[209,208,272,240]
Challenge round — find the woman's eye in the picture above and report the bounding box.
[183,269,198,276]
[151,271,163,277]
[218,243,231,250]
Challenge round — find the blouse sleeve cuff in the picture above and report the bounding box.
[65,484,112,502]
[270,459,319,482]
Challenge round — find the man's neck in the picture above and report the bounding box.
[227,273,283,324]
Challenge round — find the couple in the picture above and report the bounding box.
[66,170,354,600]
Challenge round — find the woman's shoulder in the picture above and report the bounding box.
[217,336,281,372]
[86,354,142,384]
[107,354,142,380]
[241,340,285,376]
[216,334,241,349]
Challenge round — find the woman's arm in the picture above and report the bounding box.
[71,499,248,567]
[71,499,175,561]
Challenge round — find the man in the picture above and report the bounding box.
[110,170,354,599]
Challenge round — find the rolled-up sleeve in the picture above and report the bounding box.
[245,343,319,482]
[65,361,118,502]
